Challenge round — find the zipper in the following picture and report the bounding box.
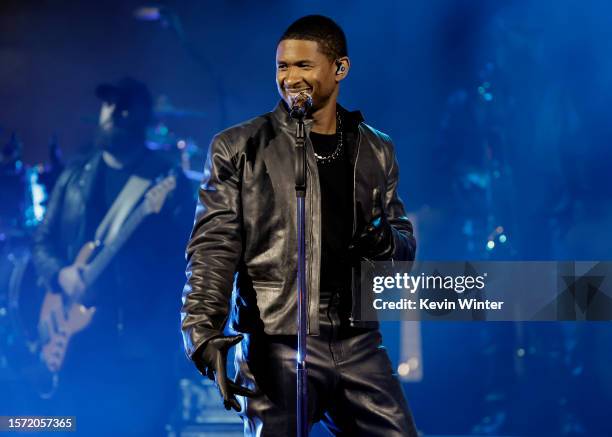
[349,125,362,326]
[303,122,318,335]
[352,126,362,237]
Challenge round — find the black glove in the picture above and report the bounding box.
[195,335,258,411]
[348,192,394,261]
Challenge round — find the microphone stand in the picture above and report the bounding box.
[293,114,308,437]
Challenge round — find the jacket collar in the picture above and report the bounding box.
[271,100,365,133]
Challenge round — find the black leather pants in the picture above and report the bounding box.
[234,293,418,436]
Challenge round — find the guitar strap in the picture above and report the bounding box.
[94,175,151,246]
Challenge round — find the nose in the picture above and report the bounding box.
[283,67,303,89]
[99,102,116,129]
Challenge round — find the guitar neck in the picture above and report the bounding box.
[82,203,149,287]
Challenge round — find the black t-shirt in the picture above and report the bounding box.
[309,130,353,305]
[84,151,193,343]
[87,158,134,238]
[103,163,132,210]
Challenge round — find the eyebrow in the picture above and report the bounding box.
[276,59,315,65]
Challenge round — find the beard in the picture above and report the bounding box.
[94,126,140,154]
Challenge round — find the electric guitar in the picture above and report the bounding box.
[36,174,176,389]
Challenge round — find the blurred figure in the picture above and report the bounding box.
[31,77,193,436]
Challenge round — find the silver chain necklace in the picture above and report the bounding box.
[313,112,343,164]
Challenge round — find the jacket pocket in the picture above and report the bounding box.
[252,281,282,308]
[252,280,283,288]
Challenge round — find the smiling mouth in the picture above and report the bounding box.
[285,88,312,95]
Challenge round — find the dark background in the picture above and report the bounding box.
[2,0,612,435]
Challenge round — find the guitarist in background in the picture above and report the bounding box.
[32,77,193,436]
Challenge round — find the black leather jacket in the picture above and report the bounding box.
[33,149,192,293]
[181,102,416,359]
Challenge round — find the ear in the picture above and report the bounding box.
[334,57,350,82]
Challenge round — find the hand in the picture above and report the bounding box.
[58,265,86,298]
[348,189,394,261]
[196,335,259,411]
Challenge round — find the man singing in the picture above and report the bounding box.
[181,15,418,436]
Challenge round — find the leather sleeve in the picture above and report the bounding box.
[383,138,417,262]
[180,133,243,360]
[31,167,72,289]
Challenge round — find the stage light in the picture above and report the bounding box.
[398,362,411,377]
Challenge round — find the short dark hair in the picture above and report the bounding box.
[279,15,348,61]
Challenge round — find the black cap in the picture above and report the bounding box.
[95,77,153,114]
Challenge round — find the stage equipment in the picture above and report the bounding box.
[290,90,312,437]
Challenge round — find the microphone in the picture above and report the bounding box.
[289,91,312,119]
